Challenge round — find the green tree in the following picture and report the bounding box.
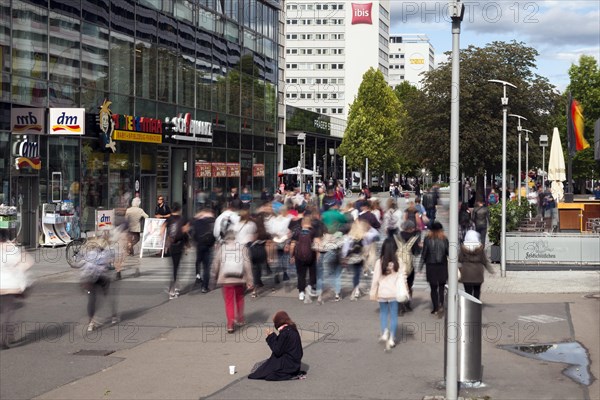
[339,68,405,174]
[401,41,562,196]
[566,55,600,184]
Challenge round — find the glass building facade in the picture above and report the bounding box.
[0,0,282,246]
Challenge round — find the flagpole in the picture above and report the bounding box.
[566,93,574,203]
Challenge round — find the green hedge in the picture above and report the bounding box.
[488,198,537,245]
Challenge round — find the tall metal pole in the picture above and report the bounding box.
[542,146,545,188]
[523,129,532,195]
[446,2,464,398]
[343,156,347,191]
[365,158,369,189]
[489,79,516,278]
[313,153,317,197]
[508,114,527,202]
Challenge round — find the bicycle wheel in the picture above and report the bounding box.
[66,239,86,268]
[345,189,352,198]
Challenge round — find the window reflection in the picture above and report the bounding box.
[110,32,134,95]
[135,41,156,99]
[81,23,109,90]
[49,12,80,86]
[12,0,48,80]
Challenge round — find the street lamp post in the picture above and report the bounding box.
[539,134,548,188]
[329,148,335,182]
[508,114,527,202]
[447,1,464,399]
[489,79,517,279]
[522,129,532,195]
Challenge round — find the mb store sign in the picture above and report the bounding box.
[11,107,84,170]
[97,99,212,152]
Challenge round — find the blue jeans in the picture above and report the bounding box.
[277,249,290,278]
[379,301,399,338]
[317,250,340,295]
[351,262,362,289]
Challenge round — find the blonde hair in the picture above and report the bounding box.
[348,219,368,241]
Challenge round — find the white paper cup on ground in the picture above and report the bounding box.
[229,365,236,375]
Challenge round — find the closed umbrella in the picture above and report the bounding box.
[547,127,566,202]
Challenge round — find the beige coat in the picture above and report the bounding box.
[211,241,254,287]
[370,259,400,301]
[125,206,149,233]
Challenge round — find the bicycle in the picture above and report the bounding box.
[66,230,97,268]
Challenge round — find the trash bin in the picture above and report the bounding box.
[444,289,483,384]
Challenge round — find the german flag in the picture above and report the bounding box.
[567,94,590,155]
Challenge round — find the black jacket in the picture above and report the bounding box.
[420,236,449,283]
[192,216,216,247]
[248,326,303,381]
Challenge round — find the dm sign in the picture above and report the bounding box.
[50,108,85,135]
[11,108,45,134]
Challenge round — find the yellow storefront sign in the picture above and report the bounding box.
[113,130,162,144]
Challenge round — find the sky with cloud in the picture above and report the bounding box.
[389,0,600,91]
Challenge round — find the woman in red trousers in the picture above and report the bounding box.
[211,230,254,333]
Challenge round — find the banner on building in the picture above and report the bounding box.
[252,163,265,177]
[227,163,240,177]
[212,162,227,177]
[195,162,212,178]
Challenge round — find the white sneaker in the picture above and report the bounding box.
[306,285,317,297]
[385,338,396,351]
[298,292,305,301]
[196,274,201,280]
[379,329,390,343]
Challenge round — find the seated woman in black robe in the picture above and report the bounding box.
[248,311,304,381]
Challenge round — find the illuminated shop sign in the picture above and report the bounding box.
[165,113,213,143]
[97,99,163,150]
[11,108,45,134]
[12,137,41,170]
[351,3,373,25]
[49,108,85,135]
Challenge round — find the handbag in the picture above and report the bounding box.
[395,271,410,303]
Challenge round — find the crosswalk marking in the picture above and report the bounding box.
[518,314,566,324]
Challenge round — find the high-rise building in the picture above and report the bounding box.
[284,1,391,119]
[388,34,435,89]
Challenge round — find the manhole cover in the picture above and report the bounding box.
[73,350,115,356]
[584,293,600,300]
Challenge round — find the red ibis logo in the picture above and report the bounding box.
[351,3,372,25]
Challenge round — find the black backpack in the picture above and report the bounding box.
[295,229,315,263]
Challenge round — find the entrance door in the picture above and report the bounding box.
[13,176,39,247]
[171,148,192,217]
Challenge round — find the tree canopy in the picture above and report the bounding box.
[399,41,562,180]
[566,55,600,181]
[339,68,405,173]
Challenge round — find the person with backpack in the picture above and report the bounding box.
[211,230,254,333]
[192,208,216,293]
[421,190,437,229]
[162,202,190,300]
[248,212,272,297]
[370,237,403,351]
[419,221,449,317]
[393,220,421,313]
[340,219,369,300]
[471,199,490,246]
[289,216,319,303]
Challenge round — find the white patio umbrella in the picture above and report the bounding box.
[281,166,314,175]
[547,127,566,202]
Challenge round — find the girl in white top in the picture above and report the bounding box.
[370,237,404,351]
[233,209,257,246]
